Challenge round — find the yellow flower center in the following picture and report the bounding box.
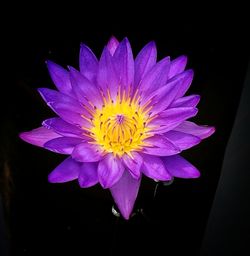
[87,89,153,157]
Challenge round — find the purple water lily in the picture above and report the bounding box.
[20,36,215,219]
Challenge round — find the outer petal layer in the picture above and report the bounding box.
[139,56,170,95]
[134,41,157,86]
[72,143,103,162]
[98,154,125,188]
[97,47,119,100]
[113,38,134,90]
[122,152,142,179]
[173,121,215,139]
[162,155,200,178]
[69,67,103,108]
[44,137,83,154]
[78,162,99,188]
[170,95,200,108]
[110,170,141,220]
[141,154,172,180]
[143,135,180,156]
[79,43,98,82]
[48,157,80,183]
[163,131,201,150]
[19,127,61,147]
[107,36,119,56]
[42,118,86,138]
[148,107,198,134]
[168,55,187,79]
[46,61,72,95]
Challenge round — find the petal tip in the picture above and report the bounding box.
[188,169,201,179]
[207,126,216,137]
[122,212,130,220]
[179,55,188,62]
[48,173,57,183]
[19,132,27,142]
[46,59,54,66]
[187,69,194,77]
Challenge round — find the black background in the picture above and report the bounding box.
[1,6,249,256]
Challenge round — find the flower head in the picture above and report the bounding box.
[20,37,215,219]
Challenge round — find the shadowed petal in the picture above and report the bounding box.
[42,118,87,139]
[78,162,99,188]
[46,61,72,95]
[170,95,200,108]
[143,135,180,156]
[110,170,141,220]
[97,47,119,100]
[107,36,119,56]
[140,75,181,107]
[38,88,84,114]
[168,55,187,79]
[98,154,125,188]
[145,77,186,114]
[173,121,216,139]
[79,43,98,82]
[134,41,157,87]
[148,107,198,134]
[113,37,134,90]
[163,131,201,150]
[19,127,61,147]
[69,67,103,108]
[139,56,170,95]
[48,157,80,183]
[141,154,172,180]
[47,102,92,128]
[162,155,200,178]
[44,137,83,154]
[122,152,142,179]
[72,143,103,162]
[168,69,194,99]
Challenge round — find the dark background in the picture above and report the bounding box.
[1,7,249,256]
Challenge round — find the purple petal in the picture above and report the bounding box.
[38,88,84,114]
[170,95,200,108]
[141,154,172,180]
[145,77,186,114]
[173,121,216,139]
[140,75,180,107]
[44,137,83,154]
[163,130,201,150]
[72,142,103,162]
[42,118,87,139]
[78,162,98,188]
[122,152,142,179]
[110,170,141,220]
[46,61,72,95]
[162,155,200,178]
[19,127,61,147]
[47,102,92,128]
[148,107,198,134]
[139,56,170,95]
[69,67,103,108]
[48,157,80,183]
[168,69,194,99]
[143,135,180,156]
[98,154,125,188]
[134,41,157,87]
[79,43,98,82]
[168,55,187,79]
[113,37,134,90]
[97,47,119,100]
[107,36,119,56]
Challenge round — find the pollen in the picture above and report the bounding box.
[88,88,153,157]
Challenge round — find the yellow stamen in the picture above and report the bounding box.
[88,90,153,157]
